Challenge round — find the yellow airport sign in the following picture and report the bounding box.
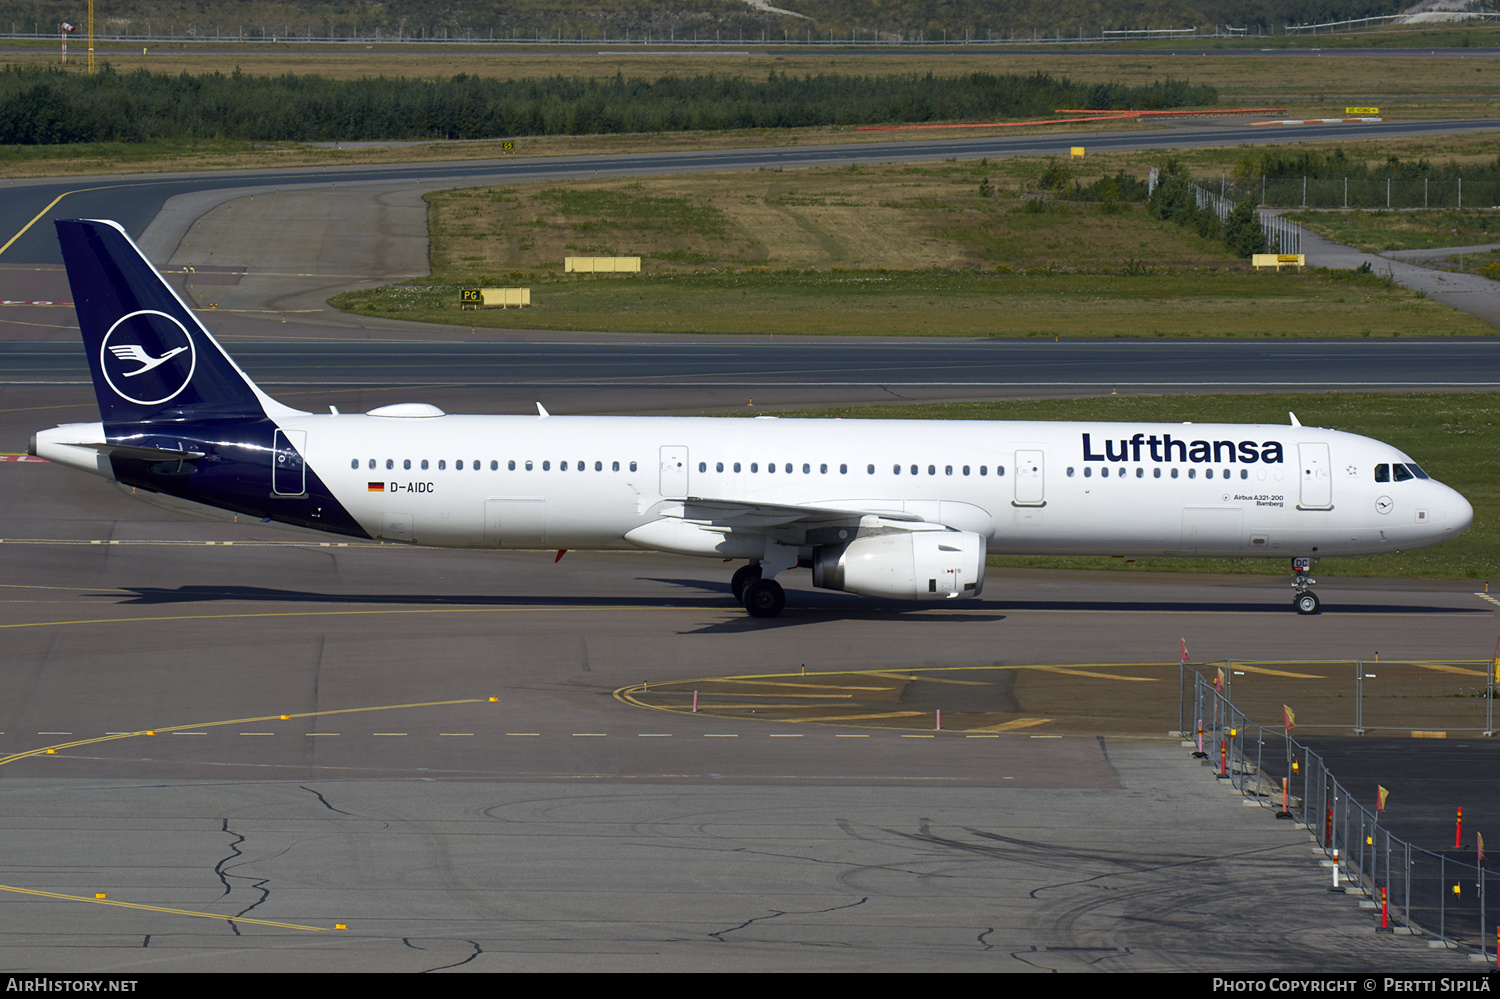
[1346,107,1379,115]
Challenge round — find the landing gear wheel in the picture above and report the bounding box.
[742,578,785,619]
[731,563,762,603]
[1295,592,1321,615]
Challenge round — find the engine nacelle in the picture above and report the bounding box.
[812,530,986,601]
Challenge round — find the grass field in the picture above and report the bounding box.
[1288,209,1500,253]
[770,392,1497,582]
[327,161,1491,338]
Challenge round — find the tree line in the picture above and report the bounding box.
[0,65,1217,144]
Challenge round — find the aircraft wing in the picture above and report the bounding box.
[675,497,925,530]
[625,496,941,560]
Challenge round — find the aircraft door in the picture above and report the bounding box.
[1013,449,1045,506]
[273,429,306,496]
[1297,442,1332,510]
[660,445,689,499]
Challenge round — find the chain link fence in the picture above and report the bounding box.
[1184,662,1497,958]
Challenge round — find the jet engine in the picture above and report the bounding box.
[812,530,986,601]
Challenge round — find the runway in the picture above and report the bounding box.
[1,127,1497,972]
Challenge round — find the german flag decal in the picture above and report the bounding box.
[367,482,385,492]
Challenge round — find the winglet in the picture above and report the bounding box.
[536,402,550,418]
[1289,412,1302,427]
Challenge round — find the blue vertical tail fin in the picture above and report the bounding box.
[56,219,297,425]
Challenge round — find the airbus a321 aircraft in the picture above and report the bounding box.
[31,220,1474,618]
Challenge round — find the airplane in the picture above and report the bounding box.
[30,219,1474,618]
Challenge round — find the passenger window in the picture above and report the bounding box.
[526,460,534,471]
[369,459,376,470]
[1136,468,1144,478]
[612,461,620,471]
[1240,469,1248,480]
[840,464,848,474]
[1189,469,1196,479]
[630,461,637,472]
[1102,467,1110,478]
[945,466,953,476]
[819,463,827,474]
[893,464,901,475]
[753,463,760,473]
[1154,468,1161,479]
[457,460,464,470]
[997,466,1006,477]
[595,461,603,471]
[386,459,393,470]
[1084,467,1092,478]
[698,462,707,473]
[910,465,918,476]
[716,462,724,473]
[963,466,970,476]
[768,463,775,474]
[1171,468,1179,479]
[492,461,500,470]
[439,460,447,470]
[561,461,568,471]
[928,465,936,476]
[350,459,358,469]
[421,459,429,470]
[734,462,742,473]
[980,466,987,476]
[403,459,411,470]
[1067,467,1075,477]
[867,464,874,474]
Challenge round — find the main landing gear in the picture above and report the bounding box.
[1291,556,1320,615]
[731,561,785,619]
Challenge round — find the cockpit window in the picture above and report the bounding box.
[1407,463,1429,480]
[1393,463,1414,482]
[1374,463,1389,483]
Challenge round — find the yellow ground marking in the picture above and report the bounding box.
[0,185,130,258]
[965,717,1055,733]
[1032,666,1161,682]
[0,883,329,931]
[1412,662,1489,677]
[1475,592,1500,609]
[707,678,892,692]
[667,693,855,701]
[786,711,930,723]
[1230,665,1324,679]
[0,699,483,767]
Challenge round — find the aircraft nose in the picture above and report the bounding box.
[1449,489,1474,536]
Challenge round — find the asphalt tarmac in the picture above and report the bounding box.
[0,130,1497,971]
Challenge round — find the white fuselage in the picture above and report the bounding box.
[271,413,1470,560]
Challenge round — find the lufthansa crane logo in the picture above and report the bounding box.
[100,311,196,406]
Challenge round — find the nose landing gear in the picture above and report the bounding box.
[1291,556,1320,614]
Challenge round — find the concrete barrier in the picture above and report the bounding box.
[460,288,530,309]
[565,256,641,273]
[1252,253,1305,271]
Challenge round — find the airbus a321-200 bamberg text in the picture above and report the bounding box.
[31,220,1474,617]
